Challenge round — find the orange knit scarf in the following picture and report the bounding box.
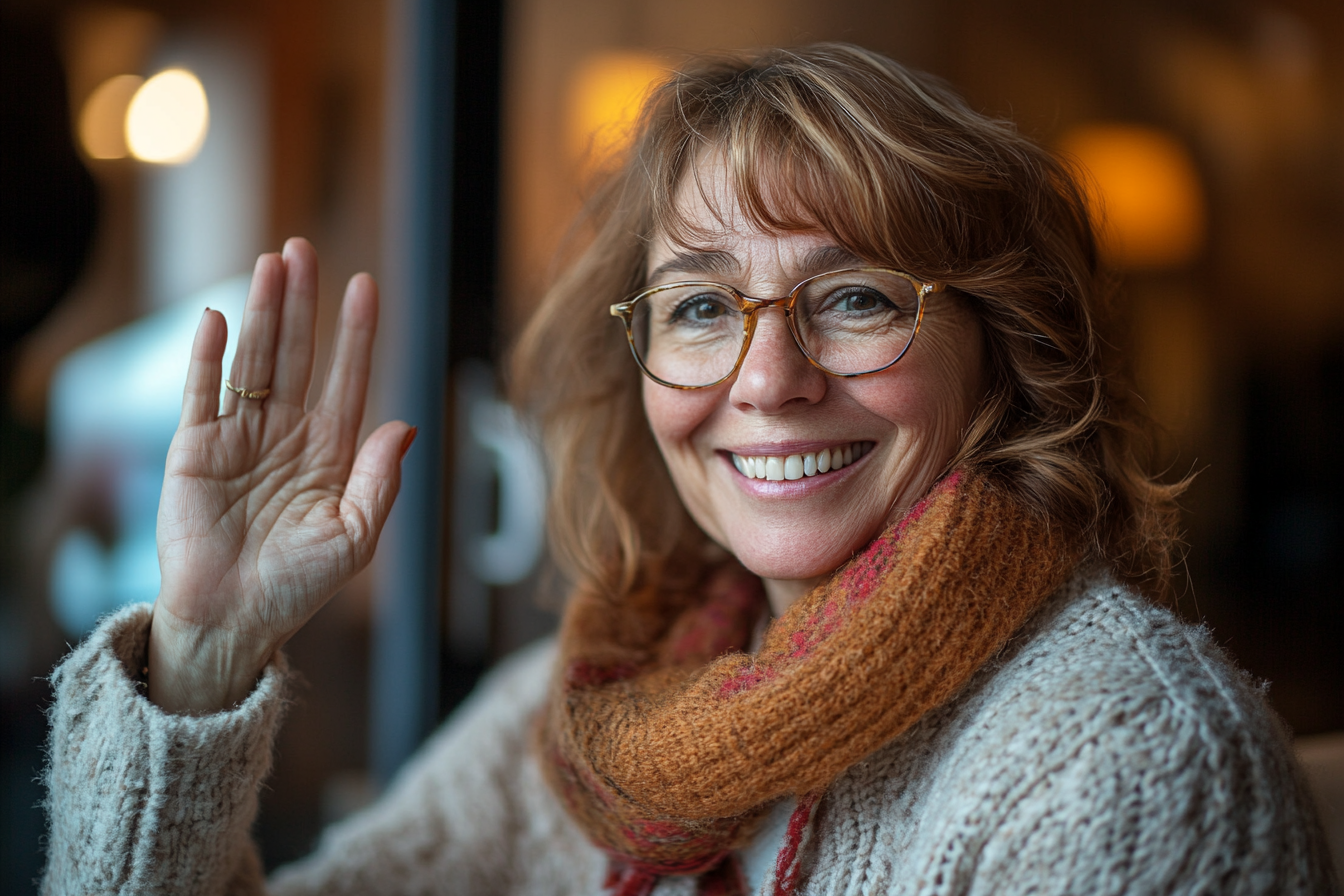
[537,470,1081,894]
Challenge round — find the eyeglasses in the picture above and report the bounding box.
[609,267,942,389]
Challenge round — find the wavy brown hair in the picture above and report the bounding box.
[512,43,1184,601]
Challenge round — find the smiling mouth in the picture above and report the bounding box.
[730,441,873,481]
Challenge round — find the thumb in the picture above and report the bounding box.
[342,420,416,557]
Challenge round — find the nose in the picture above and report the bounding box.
[728,307,827,413]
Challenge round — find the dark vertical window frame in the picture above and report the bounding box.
[370,0,505,782]
[370,0,455,784]
[439,0,504,718]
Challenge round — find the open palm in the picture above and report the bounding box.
[149,239,412,714]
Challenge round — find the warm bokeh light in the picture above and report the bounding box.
[78,74,145,159]
[566,52,666,172]
[126,68,210,165]
[1058,124,1207,270]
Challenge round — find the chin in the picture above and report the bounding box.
[723,534,861,582]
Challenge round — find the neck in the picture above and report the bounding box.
[763,575,824,616]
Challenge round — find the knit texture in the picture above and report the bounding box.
[41,602,288,895]
[537,471,1083,887]
[41,574,1337,894]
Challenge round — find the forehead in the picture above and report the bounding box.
[646,155,858,279]
[657,153,793,241]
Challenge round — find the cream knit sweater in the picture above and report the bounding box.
[41,569,1336,895]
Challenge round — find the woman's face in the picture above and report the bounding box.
[642,162,988,611]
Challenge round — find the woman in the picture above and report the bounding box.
[42,45,1332,895]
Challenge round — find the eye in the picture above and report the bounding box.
[828,287,895,314]
[670,293,733,324]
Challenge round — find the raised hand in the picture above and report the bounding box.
[148,238,414,714]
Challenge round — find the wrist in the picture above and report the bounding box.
[147,606,275,715]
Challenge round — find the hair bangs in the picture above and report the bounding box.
[636,49,1022,285]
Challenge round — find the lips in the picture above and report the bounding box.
[729,441,873,481]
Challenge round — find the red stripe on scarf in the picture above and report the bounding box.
[772,794,820,896]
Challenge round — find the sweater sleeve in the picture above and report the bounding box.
[266,638,605,896]
[42,605,601,896]
[41,602,289,896]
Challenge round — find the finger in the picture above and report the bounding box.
[181,308,228,426]
[222,252,285,415]
[341,421,415,561]
[317,273,379,459]
[270,237,320,410]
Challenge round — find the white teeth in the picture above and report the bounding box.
[731,442,871,481]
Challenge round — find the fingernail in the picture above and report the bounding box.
[399,426,418,461]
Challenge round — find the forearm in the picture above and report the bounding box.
[42,603,289,896]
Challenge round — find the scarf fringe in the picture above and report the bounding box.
[605,854,749,896]
[604,863,659,896]
[602,794,819,896]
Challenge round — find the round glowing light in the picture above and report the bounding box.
[567,52,666,172]
[126,68,209,165]
[1058,125,1207,270]
[79,74,145,159]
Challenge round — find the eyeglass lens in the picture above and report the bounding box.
[629,269,922,387]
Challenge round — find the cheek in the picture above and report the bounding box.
[915,308,985,423]
[642,381,727,541]
[857,323,985,450]
[926,349,984,436]
[642,381,720,456]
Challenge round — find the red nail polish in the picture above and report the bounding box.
[399,426,418,461]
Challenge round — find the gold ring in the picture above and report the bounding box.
[225,380,271,400]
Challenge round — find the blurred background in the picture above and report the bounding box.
[1,0,1341,887]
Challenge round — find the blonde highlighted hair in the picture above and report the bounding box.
[512,43,1183,601]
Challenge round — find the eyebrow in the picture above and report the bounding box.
[646,250,738,283]
[801,246,865,272]
[646,245,867,284]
